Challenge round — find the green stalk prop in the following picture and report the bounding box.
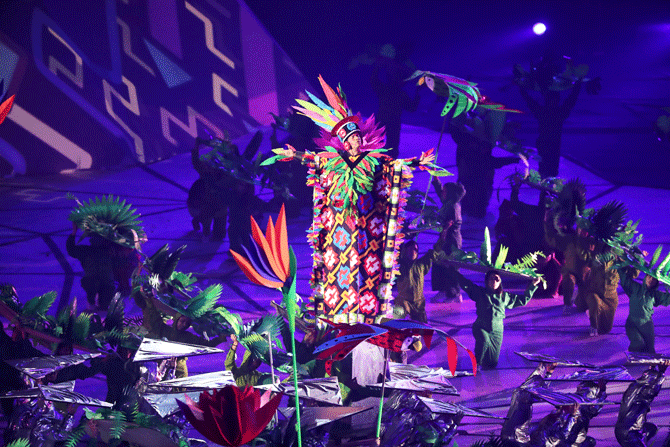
[376,348,391,440]
[290,334,302,446]
[283,248,302,447]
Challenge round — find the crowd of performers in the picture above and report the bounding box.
[2,72,670,447]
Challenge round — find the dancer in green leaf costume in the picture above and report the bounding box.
[456,270,540,370]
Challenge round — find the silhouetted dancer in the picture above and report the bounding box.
[501,361,557,445]
[615,361,669,447]
[515,52,583,178]
[370,48,419,159]
[430,180,465,302]
[451,111,519,219]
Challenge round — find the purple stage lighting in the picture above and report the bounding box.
[533,22,547,35]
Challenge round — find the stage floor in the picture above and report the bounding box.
[2,124,670,445]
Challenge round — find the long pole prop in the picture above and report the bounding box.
[420,115,449,216]
[266,331,276,386]
[290,334,302,447]
[376,348,391,441]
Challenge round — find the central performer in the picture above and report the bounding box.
[275,76,436,324]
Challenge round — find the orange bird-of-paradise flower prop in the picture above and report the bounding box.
[230,204,303,446]
[230,205,291,290]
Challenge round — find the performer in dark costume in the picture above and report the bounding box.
[431,180,466,302]
[501,361,557,444]
[615,361,669,447]
[451,111,519,219]
[515,51,583,178]
[66,223,116,310]
[563,380,607,447]
[188,138,236,240]
[395,229,448,323]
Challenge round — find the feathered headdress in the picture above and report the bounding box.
[293,76,386,152]
[293,76,354,137]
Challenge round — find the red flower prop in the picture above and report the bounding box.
[177,386,283,447]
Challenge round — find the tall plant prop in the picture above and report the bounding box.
[447,227,546,284]
[134,244,240,340]
[230,204,302,447]
[406,70,519,214]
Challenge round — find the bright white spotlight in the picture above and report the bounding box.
[533,23,547,35]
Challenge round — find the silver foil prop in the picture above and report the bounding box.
[142,391,202,418]
[147,370,236,390]
[389,362,473,380]
[132,337,225,362]
[528,386,618,406]
[39,384,113,408]
[256,377,343,405]
[368,374,459,395]
[548,366,635,382]
[1,380,75,399]
[10,398,77,447]
[417,396,503,418]
[453,385,523,409]
[4,353,101,379]
[278,406,374,431]
[625,351,670,364]
[515,351,596,367]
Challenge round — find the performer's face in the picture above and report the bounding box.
[403,243,418,261]
[345,133,362,155]
[644,275,659,290]
[486,273,501,291]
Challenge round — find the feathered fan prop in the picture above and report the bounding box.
[68,194,147,249]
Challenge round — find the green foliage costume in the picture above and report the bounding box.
[619,268,670,353]
[575,257,620,335]
[456,272,538,370]
[396,241,444,323]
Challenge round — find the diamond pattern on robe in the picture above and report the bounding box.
[357,232,368,253]
[337,265,352,289]
[324,247,338,270]
[360,291,378,314]
[367,215,385,238]
[324,285,339,308]
[363,253,381,276]
[332,226,351,251]
[322,208,335,231]
[349,250,360,269]
[358,192,373,214]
